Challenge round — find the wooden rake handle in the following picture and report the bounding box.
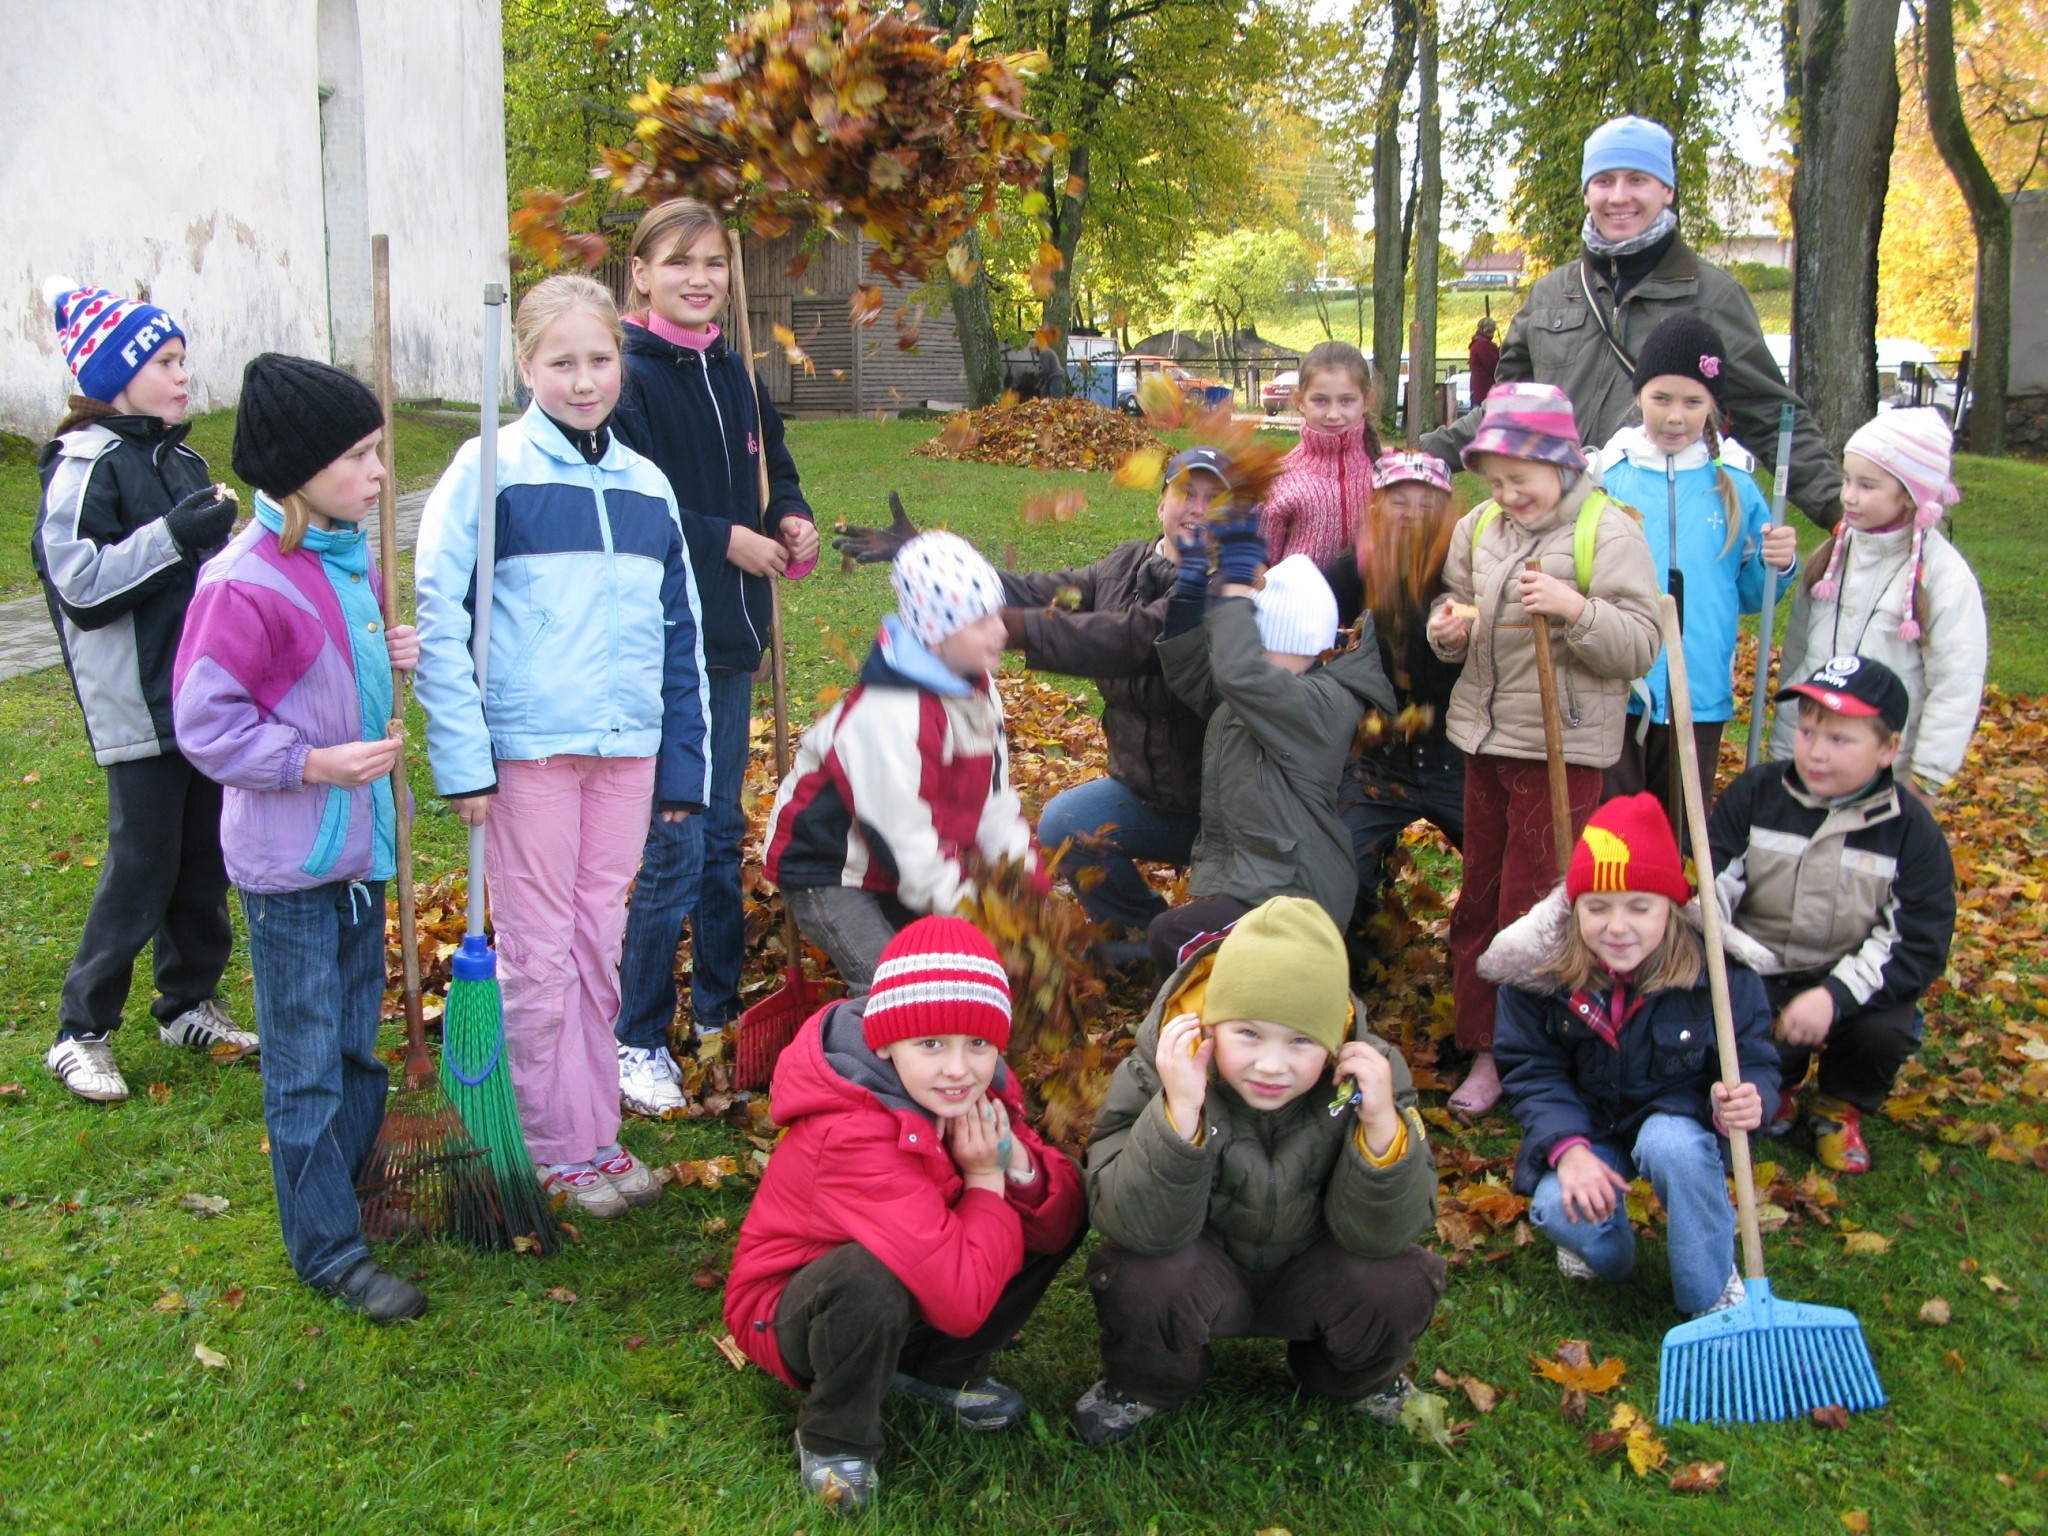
[1526,560,1574,878]
[371,235,429,1090]
[1661,593,1767,1281]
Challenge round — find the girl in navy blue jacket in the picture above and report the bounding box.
[1485,794,1778,1318]
[609,199,819,1115]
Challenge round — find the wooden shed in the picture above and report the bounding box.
[738,228,969,415]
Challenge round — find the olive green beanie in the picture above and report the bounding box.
[1199,897,1351,1054]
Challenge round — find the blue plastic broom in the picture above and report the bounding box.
[1656,594,1882,1422]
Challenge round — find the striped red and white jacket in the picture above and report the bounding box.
[762,617,1037,914]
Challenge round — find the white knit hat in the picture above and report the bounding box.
[1252,555,1339,657]
[890,531,1005,647]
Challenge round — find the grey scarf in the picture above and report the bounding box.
[1580,206,1679,259]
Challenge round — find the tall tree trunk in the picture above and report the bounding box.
[1790,0,1901,452]
[1370,0,1419,428]
[932,0,1004,405]
[946,230,1008,407]
[1042,141,1092,339]
[1411,0,1442,436]
[1921,0,2009,453]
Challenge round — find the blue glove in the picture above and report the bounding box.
[1163,528,1211,640]
[1213,505,1266,587]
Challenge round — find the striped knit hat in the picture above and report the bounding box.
[863,917,1013,1050]
[1372,450,1454,495]
[890,531,1006,648]
[42,275,185,404]
[1817,408,1959,639]
[1461,381,1588,474]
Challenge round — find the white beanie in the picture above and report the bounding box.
[1252,555,1339,657]
[890,531,1005,647]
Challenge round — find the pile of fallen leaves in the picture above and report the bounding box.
[514,0,1061,329]
[914,397,1162,474]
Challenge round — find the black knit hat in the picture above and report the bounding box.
[231,353,385,497]
[1630,312,1728,404]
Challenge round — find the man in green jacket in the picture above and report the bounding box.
[1422,115,1840,532]
[1070,898,1444,1445]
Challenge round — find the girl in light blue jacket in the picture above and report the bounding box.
[414,275,711,1218]
[1594,313,1798,822]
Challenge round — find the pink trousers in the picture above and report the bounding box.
[485,755,654,1166]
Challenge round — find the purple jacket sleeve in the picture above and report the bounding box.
[172,580,314,793]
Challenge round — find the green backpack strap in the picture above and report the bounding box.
[1470,490,1613,591]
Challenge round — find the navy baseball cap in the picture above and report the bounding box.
[1776,654,1910,733]
[1165,446,1233,485]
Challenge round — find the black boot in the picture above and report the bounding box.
[329,1257,427,1323]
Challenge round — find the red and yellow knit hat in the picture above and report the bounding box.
[863,917,1013,1051]
[1565,793,1690,905]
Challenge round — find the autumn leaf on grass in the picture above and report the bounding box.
[1397,1387,1462,1451]
[1979,1273,2013,1293]
[219,1288,246,1311]
[670,1156,740,1189]
[1841,1512,1871,1532]
[1811,1404,1851,1430]
[153,1289,184,1312]
[177,1193,230,1217]
[1585,1403,1667,1476]
[1669,1460,1727,1494]
[543,1287,578,1305]
[712,1332,750,1371]
[1918,1296,1952,1325]
[691,1266,725,1290]
[1533,1338,1627,1422]
[1431,1367,1499,1412]
[1841,1230,1891,1255]
[193,1342,230,1371]
[0,1083,25,1101]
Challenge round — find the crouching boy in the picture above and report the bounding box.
[1709,654,1957,1173]
[722,917,1085,1514]
[1072,896,1443,1444]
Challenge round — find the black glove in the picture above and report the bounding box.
[831,489,920,566]
[1213,504,1266,587]
[165,486,238,553]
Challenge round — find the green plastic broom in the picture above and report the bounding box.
[440,283,560,1255]
[1656,593,1882,1422]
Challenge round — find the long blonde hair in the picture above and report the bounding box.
[272,491,316,555]
[1701,417,1744,559]
[626,199,728,318]
[513,274,624,362]
[1528,893,1704,995]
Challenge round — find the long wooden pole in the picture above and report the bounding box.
[726,230,805,973]
[1663,594,1767,1280]
[1526,560,1575,878]
[371,235,428,1090]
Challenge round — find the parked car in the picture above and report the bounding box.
[1261,370,1299,415]
[1115,356,1231,414]
[1762,334,1967,424]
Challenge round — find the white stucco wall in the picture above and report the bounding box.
[2011,191,2048,396]
[0,0,508,438]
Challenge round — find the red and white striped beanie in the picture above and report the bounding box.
[862,916,1013,1050]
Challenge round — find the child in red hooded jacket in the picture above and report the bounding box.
[723,917,1085,1514]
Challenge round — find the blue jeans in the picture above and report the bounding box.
[1036,777,1199,930]
[1528,1112,1735,1315]
[241,881,388,1288]
[616,666,755,1049]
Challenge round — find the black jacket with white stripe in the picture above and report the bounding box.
[1706,760,1955,1019]
[33,412,215,765]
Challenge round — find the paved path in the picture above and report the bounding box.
[0,488,431,684]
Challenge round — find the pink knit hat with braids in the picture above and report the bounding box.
[1817,407,1960,639]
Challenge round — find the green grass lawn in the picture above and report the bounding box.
[2,415,2044,1534]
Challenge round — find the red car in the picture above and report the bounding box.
[1261,370,1299,415]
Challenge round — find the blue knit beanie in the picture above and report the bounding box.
[1581,116,1676,190]
[42,276,186,404]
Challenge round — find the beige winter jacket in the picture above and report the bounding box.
[1428,478,1662,767]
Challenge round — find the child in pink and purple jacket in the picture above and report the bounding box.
[173,355,425,1324]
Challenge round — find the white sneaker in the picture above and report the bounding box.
[617,1045,687,1118]
[538,1162,629,1219]
[593,1145,663,1207]
[1556,1246,1599,1282]
[1690,1268,1748,1318]
[47,1034,130,1103]
[160,999,259,1054]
